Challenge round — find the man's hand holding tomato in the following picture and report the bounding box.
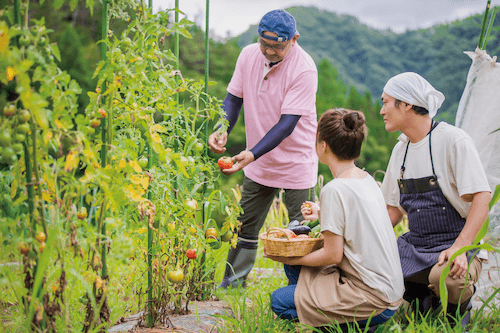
[220,150,255,175]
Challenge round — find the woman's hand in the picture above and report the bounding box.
[301,201,320,221]
[264,249,297,265]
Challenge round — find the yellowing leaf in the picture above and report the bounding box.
[6,66,15,81]
[64,150,79,172]
[83,149,95,160]
[0,26,9,54]
[54,118,64,129]
[129,160,142,173]
[42,190,54,203]
[151,132,162,144]
[118,159,127,169]
[44,130,53,142]
[131,175,150,191]
[126,184,145,202]
[136,227,148,234]
[151,124,167,133]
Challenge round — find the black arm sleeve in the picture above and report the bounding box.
[250,114,301,160]
[222,93,243,134]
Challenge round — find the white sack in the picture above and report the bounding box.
[456,47,500,236]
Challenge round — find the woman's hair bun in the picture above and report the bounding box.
[342,111,366,132]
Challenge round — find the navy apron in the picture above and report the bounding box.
[397,121,468,278]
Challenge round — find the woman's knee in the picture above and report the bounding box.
[271,285,296,316]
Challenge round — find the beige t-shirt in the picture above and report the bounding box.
[320,174,404,302]
[381,122,491,217]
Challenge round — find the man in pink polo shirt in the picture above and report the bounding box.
[208,9,318,288]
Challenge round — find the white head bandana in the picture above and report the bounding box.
[383,72,445,118]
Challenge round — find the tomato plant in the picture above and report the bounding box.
[0,1,244,330]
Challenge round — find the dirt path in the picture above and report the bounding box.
[109,300,233,333]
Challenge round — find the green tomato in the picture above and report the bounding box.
[221,230,234,242]
[16,123,31,135]
[19,34,30,46]
[37,36,48,47]
[3,104,16,117]
[1,147,16,163]
[138,156,148,169]
[193,141,204,154]
[18,109,31,123]
[0,131,12,147]
[14,133,26,143]
[167,269,184,283]
[12,143,23,154]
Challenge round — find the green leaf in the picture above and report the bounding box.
[489,184,500,210]
[18,60,34,73]
[86,0,94,16]
[50,42,61,62]
[69,0,78,11]
[53,0,65,10]
[93,60,106,79]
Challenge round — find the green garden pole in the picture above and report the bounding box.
[174,0,180,154]
[100,0,108,282]
[147,143,153,328]
[202,0,210,197]
[146,3,154,328]
[13,0,21,26]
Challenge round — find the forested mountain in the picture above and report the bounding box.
[237,6,500,124]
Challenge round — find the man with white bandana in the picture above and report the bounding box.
[380,72,491,327]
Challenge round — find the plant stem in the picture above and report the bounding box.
[31,117,47,235]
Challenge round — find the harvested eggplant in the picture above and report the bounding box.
[289,225,311,235]
[287,220,301,229]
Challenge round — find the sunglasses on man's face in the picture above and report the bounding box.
[258,38,290,52]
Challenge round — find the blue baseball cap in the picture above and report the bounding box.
[258,9,298,42]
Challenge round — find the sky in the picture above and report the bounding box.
[152,0,497,38]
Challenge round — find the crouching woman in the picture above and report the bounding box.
[265,109,404,329]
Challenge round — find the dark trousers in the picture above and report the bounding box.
[221,177,315,288]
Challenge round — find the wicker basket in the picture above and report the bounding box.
[259,227,324,257]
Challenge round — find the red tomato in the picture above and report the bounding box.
[217,156,233,169]
[186,249,197,260]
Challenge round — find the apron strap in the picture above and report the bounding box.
[400,121,440,180]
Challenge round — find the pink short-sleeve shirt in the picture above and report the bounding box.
[227,42,318,189]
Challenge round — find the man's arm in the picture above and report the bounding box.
[208,93,243,154]
[223,93,243,135]
[250,114,301,160]
[387,205,404,227]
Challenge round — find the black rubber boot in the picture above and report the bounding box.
[447,299,472,329]
[403,281,433,317]
[219,240,258,289]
